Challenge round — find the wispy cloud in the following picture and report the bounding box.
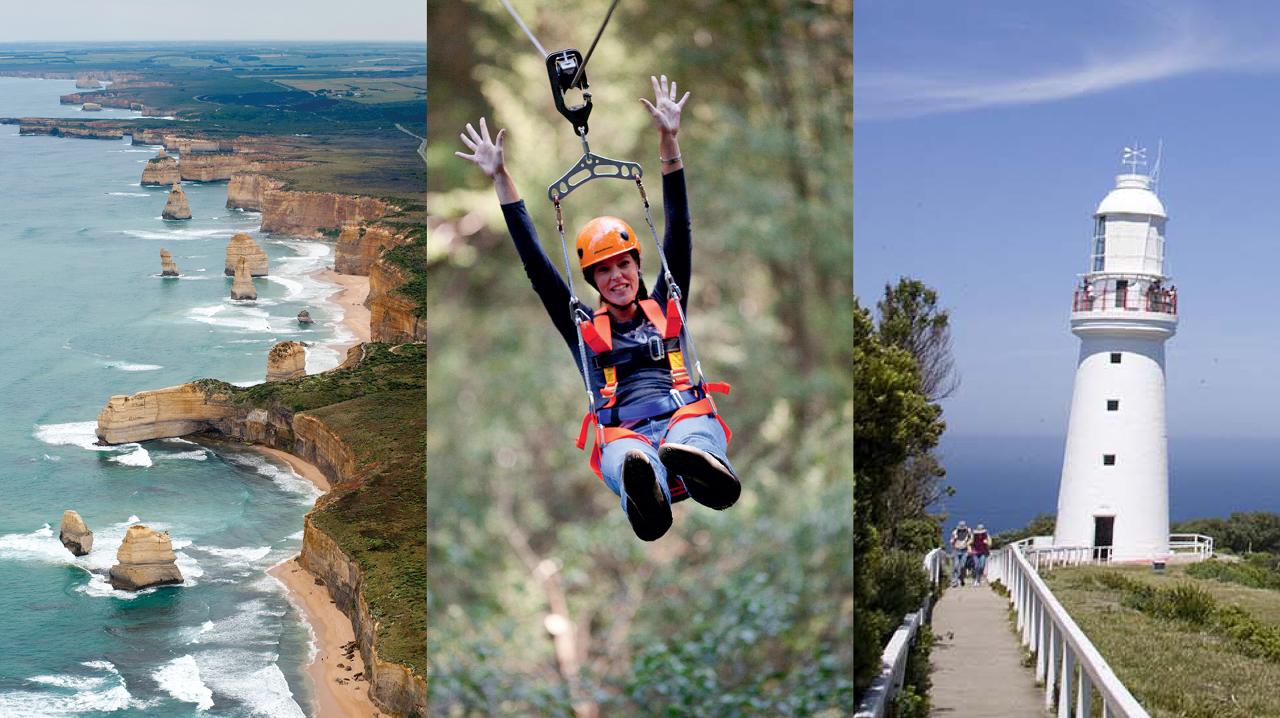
[856,7,1277,121]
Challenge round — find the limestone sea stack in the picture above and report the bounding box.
[81,102,103,112]
[297,309,313,324]
[267,341,306,382]
[109,525,183,591]
[162,183,191,220]
[160,248,179,277]
[141,150,180,186]
[74,74,101,89]
[224,233,268,276]
[230,256,256,300]
[59,510,93,557]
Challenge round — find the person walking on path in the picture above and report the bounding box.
[950,521,973,587]
[970,523,991,586]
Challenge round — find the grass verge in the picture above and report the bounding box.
[1046,565,1280,718]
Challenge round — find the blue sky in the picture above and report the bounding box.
[856,1,1280,440]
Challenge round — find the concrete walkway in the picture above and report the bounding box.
[929,583,1045,717]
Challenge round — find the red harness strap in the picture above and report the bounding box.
[574,300,731,481]
[575,382,733,481]
[576,412,652,480]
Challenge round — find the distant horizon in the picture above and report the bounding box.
[0,1,423,43]
[0,41,424,47]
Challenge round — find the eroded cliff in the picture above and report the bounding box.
[368,254,425,344]
[260,191,389,236]
[94,345,427,716]
[226,173,285,212]
[335,224,410,276]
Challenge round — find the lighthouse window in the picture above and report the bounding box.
[1103,454,1116,466]
[1107,399,1119,411]
[1092,218,1106,271]
[1110,352,1122,364]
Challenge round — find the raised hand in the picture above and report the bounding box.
[640,75,690,137]
[455,117,507,179]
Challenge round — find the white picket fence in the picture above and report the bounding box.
[853,548,944,718]
[988,545,1149,717]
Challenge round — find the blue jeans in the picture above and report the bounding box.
[599,413,732,516]
[974,553,988,582]
[951,549,968,583]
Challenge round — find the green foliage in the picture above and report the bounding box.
[382,226,428,319]
[875,278,958,400]
[894,626,934,718]
[993,514,1057,546]
[1187,557,1280,590]
[1174,512,1280,554]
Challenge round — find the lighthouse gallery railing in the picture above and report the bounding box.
[989,544,1149,718]
[1072,287,1176,315]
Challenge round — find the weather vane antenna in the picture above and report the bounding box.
[1122,143,1148,174]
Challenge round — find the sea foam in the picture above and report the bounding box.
[7,660,143,713]
[153,655,214,710]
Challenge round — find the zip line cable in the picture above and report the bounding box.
[499,0,620,90]
[569,0,620,89]
[499,0,548,56]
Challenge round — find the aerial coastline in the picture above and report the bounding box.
[0,45,424,717]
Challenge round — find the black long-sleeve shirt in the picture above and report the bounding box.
[501,169,692,408]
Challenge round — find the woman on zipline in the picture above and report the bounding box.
[457,74,739,541]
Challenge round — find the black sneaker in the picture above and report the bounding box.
[658,443,741,510]
[623,450,671,541]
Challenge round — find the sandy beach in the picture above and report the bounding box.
[270,556,378,718]
[315,267,371,357]
[257,446,378,718]
[257,267,378,716]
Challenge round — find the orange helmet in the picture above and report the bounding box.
[576,216,639,271]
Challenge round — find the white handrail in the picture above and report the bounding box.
[1168,533,1214,559]
[990,546,1150,717]
[854,547,945,718]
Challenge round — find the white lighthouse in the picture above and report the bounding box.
[1053,147,1177,563]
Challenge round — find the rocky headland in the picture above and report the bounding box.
[10,118,125,140]
[225,175,391,235]
[224,233,269,276]
[59,510,93,557]
[180,152,253,182]
[109,524,183,591]
[141,151,180,186]
[94,344,427,716]
[161,183,191,220]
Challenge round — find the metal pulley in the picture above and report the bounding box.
[546,48,592,136]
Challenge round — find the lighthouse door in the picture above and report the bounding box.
[1093,516,1115,561]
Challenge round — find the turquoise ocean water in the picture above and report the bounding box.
[0,77,350,716]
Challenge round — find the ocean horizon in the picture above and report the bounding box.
[938,434,1280,539]
[0,77,349,715]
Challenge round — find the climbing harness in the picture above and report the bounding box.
[500,1,732,497]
